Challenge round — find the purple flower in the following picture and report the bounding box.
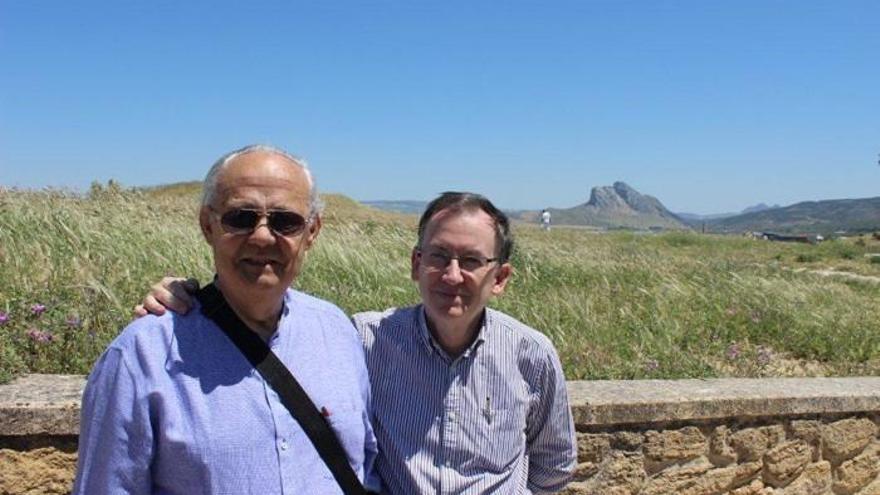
[0,312,8,325]
[30,304,47,316]
[26,328,53,343]
[644,359,660,372]
[66,316,81,328]
[725,342,741,360]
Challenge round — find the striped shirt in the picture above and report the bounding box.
[354,305,576,494]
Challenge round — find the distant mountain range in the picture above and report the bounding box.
[676,203,781,222]
[361,186,880,234]
[705,197,880,234]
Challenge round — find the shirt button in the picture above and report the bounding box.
[280,439,289,451]
[448,412,456,421]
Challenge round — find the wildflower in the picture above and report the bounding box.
[66,316,82,328]
[725,342,741,360]
[30,304,47,316]
[26,328,53,343]
[0,312,8,325]
[644,359,660,372]
[756,346,773,366]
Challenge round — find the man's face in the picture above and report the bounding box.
[411,208,512,333]
[199,151,320,301]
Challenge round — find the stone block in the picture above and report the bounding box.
[790,419,823,462]
[582,451,645,495]
[640,457,712,495]
[729,479,771,495]
[709,425,737,466]
[732,461,765,487]
[822,418,877,466]
[643,426,707,474]
[573,461,599,481]
[558,481,589,494]
[730,425,785,463]
[780,461,831,495]
[857,477,880,495]
[643,459,762,495]
[0,447,77,495]
[763,439,812,488]
[833,442,880,495]
[577,432,611,464]
[611,431,643,451]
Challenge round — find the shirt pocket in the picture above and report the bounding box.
[477,406,527,473]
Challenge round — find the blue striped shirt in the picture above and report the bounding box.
[74,289,379,494]
[354,305,576,494]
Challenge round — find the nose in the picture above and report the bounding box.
[440,258,465,285]
[247,217,276,246]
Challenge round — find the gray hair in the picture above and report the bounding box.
[201,144,323,216]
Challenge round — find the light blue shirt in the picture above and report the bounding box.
[354,305,576,494]
[74,289,379,495]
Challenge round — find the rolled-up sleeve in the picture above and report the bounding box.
[73,347,153,494]
[525,349,577,493]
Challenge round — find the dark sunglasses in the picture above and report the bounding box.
[213,208,310,236]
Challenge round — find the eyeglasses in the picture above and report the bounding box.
[211,207,310,236]
[417,249,499,273]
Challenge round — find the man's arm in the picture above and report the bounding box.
[524,349,577,494]
[72,348,153,494]
[133,277,200,317]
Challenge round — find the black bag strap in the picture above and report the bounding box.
[195,282,368,495]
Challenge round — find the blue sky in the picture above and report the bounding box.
[1,1,878,213]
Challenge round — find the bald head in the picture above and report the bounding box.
[202,144,322,217]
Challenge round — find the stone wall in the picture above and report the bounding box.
[564,415,880,494]
[1,375,878,494]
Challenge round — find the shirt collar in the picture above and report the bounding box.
[415,304,488,363]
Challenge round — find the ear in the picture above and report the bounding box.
[302,214,322,250]
[410,247,420,281]
[198,207,213,243]
[491,262,513,296]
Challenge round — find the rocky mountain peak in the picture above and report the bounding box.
[586,181,668,215]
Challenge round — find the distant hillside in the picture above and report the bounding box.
[139,180,202,199]
[742,202,781,214]
[361,200,426,215]
[140,181,411,225]
[677,203,781,223]
[545,182,688,230]
[708,197,880,234]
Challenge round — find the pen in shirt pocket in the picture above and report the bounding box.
[483,396,494,424]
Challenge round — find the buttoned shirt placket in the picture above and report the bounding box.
[428,334,482,495]
[264,332,294,494]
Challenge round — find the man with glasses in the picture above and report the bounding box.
[138,192,576,493]
[357,192,576,493]
[75,145,378,494]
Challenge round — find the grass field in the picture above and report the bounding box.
[1,183,879,383]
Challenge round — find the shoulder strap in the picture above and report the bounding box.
[195,283,368,495]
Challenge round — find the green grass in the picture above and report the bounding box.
[2,185,879,383]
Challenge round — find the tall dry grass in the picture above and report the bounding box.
[1,184,878,383]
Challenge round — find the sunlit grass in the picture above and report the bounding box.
[1,184,879,383]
